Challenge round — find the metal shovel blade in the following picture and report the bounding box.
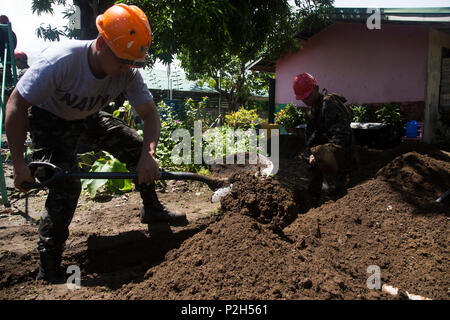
[210,154,275,203]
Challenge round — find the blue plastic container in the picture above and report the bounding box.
[406,120,418,138]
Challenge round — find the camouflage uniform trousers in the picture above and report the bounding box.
[308,165,348,203]
[28,106,157,255]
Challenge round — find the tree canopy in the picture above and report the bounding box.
[32,0,114,40]
[31,0,334,109]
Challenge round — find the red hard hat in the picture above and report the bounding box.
[293,73,317,100]
[14,51,27,61]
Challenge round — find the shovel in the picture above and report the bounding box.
[22,154,275,202]
[21,161,230,195]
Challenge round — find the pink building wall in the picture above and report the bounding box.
[275,22,429,106]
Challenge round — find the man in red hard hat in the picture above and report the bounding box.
[14,51,29,79]
[293,73,355,203]
[5,4,187,283]
[14,51,29,69]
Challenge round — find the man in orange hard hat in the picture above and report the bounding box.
[293,73,355,204]
[5,4,187,283]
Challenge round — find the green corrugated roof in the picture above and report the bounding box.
[333,7,450,15]
[331,7,450,20]
[331,7,450,32]
[140,68,268,98]
[140,68,217,93]
[382,7,450,15]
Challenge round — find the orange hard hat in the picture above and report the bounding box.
[293,73,317,100]
[96,3,152,68]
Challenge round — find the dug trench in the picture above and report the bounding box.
[0,142,449,299]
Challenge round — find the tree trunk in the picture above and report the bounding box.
[229,62,246,111]
[73,0,95,40]
[74,0,115,40]
[212,63,247,112]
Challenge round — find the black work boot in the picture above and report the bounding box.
[36,250,64,284]
[140,205,188,226]
[140,186,188,226]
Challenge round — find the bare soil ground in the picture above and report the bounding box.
[0,139,449,300]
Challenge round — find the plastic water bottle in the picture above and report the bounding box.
[406,121,418,138]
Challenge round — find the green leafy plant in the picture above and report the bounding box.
[182,96,213,131]
[202,124,267,162]
[351,104,377,123]
[224,108,262,129]
[274,103,306,130]
[154,101,186,170]
[112,100,137,129]
[375,103,404,128]
[80,151,132,199]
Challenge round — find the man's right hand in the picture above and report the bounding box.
[13,162,35,193]
[5,88,34,192]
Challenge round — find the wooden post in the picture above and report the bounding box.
[425,28,450,143]
[268,78,275,124]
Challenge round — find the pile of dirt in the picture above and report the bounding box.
[213,154,313,231]
[117,150,449,300]
[0,145,449,300]
[121,213,296,299]
[376,151,450,202]
[283,178,449,300]
[121,179,448,300]
[220,173,298,231]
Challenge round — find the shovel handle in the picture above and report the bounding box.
[21,162,227,191]
[21,162,64,190]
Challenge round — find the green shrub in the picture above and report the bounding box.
[375,103,405,128]
[155,101,187,170]
[224,107,262,129]
[182,96,215,131]
[112,100,138,129]
[351,103,404,128]
[351,104,376,123]
[274,103,306,130]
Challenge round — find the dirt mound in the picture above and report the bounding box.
[376,151,450,202]
[220,173,298,231]
[0,145,449,300]
[123,189,448,300]
[213,155,313,231]
[121,213,296,299]
[283,179,449,300]
[117,149,449,300]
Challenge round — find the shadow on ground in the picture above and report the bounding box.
[66,219,213,290]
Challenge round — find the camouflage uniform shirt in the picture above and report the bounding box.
[304,91,355,171]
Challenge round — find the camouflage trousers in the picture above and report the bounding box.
[309,165,347,204]
[28,106,157,254]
